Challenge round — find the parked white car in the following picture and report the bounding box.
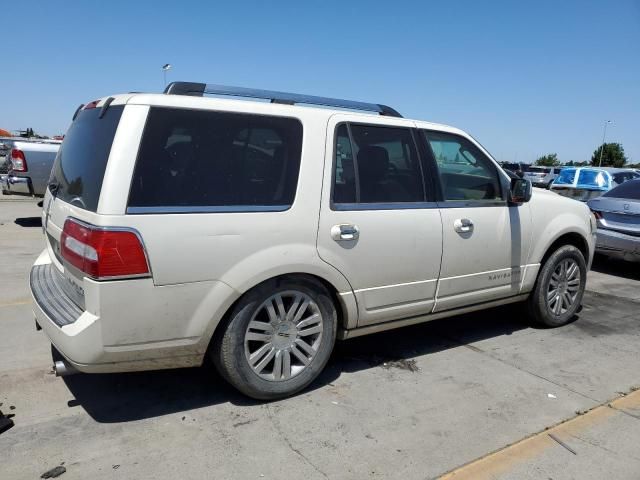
[31,83,595,399]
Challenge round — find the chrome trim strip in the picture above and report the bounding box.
[338,294,529,339]
[437,200,508,209]
[353,278,438,293]
[332,201,439,211]
[126,205,291,214]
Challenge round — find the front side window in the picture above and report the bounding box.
[423,131,503,201]
[332,124,424,205]
[128,108,303,211]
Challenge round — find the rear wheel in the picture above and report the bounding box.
[212,278,337,400]
[527,245,586,327]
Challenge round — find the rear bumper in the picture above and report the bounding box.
[595,228,640,262]
[2,174,34,196]
[29,248,236,373]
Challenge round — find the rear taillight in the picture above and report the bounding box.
[10,149,27,172]
[591,210,603,220]
[60,218,150,280]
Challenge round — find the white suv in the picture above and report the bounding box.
[524,166,560,188]
[31,83,595,399]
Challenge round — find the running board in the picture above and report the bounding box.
[338,294,529,340]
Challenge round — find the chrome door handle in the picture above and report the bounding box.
[454,218,474,234]
[331,224,360,241]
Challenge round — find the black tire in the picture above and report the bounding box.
[527,245,587,327]
[211,277,337,400]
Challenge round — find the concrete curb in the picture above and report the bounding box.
[439,387,640,479]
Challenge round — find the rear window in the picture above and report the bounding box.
[128,107,303,212]
[525,167,551,174]
[49,106,124,211]
[603,179,640,200]
[554,168,576,185]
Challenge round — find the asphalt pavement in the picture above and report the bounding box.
[0,199,639,479]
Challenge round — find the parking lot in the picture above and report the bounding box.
[1,197,639,479]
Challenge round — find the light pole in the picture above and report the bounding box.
[598,120,612,167]
[162,64,172,88]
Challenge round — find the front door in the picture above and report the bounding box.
[317,116,443,327]
[419,129,532,312]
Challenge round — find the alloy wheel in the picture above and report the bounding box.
[244,291,324,381]
[546,258,581,315]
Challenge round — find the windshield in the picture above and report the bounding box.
[49,105,124,211]
[554,168,576,185]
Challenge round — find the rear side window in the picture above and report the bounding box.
[128,108,303,212]
[332,123,424,205]
[50,106,124,211]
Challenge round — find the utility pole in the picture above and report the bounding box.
[598,120,612,167]
[162,64,172,88]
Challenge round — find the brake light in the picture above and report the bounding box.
[592,210,603,220]
[60,218,150,280]
[10,149,27,172]
[84,100,100,109]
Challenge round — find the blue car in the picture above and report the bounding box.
[550,167,639,202]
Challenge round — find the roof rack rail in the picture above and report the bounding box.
[163,82,402,118]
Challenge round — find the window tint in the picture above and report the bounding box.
[128,108,303,210]
[423,131,503,201]
[612,171,640,185]
[332,124,424,204]
[50,106,124,211]
[604,179,640,200]
[333,125,356,203]
[577,170,608,188]
[555,168,576,185]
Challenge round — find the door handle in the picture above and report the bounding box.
[454,218,474,234]
[331,224,360,241]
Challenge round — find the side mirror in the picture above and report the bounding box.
[509,178,532,204]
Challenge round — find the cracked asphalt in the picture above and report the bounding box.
[1,200,639,479]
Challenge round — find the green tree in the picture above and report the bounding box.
[591,143,627,168]
[535,153,560,166]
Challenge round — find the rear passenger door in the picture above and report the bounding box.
[317,115,443,327]
[420,129,532,311]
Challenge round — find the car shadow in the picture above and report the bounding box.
[62,302,532,423]
[591,254,640,281]
[14,217,42,228]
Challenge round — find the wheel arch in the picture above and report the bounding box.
[540,231,590,267]
[202,271,356,364]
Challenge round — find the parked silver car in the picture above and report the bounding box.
[587,179,640,262]
[1,139,61,197]
[523,165,560,188]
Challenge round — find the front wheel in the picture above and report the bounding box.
[212,278,337,400]
[527,245,587,327]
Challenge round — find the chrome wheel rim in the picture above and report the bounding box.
[547,259,581,315]
[244,291,323,381]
